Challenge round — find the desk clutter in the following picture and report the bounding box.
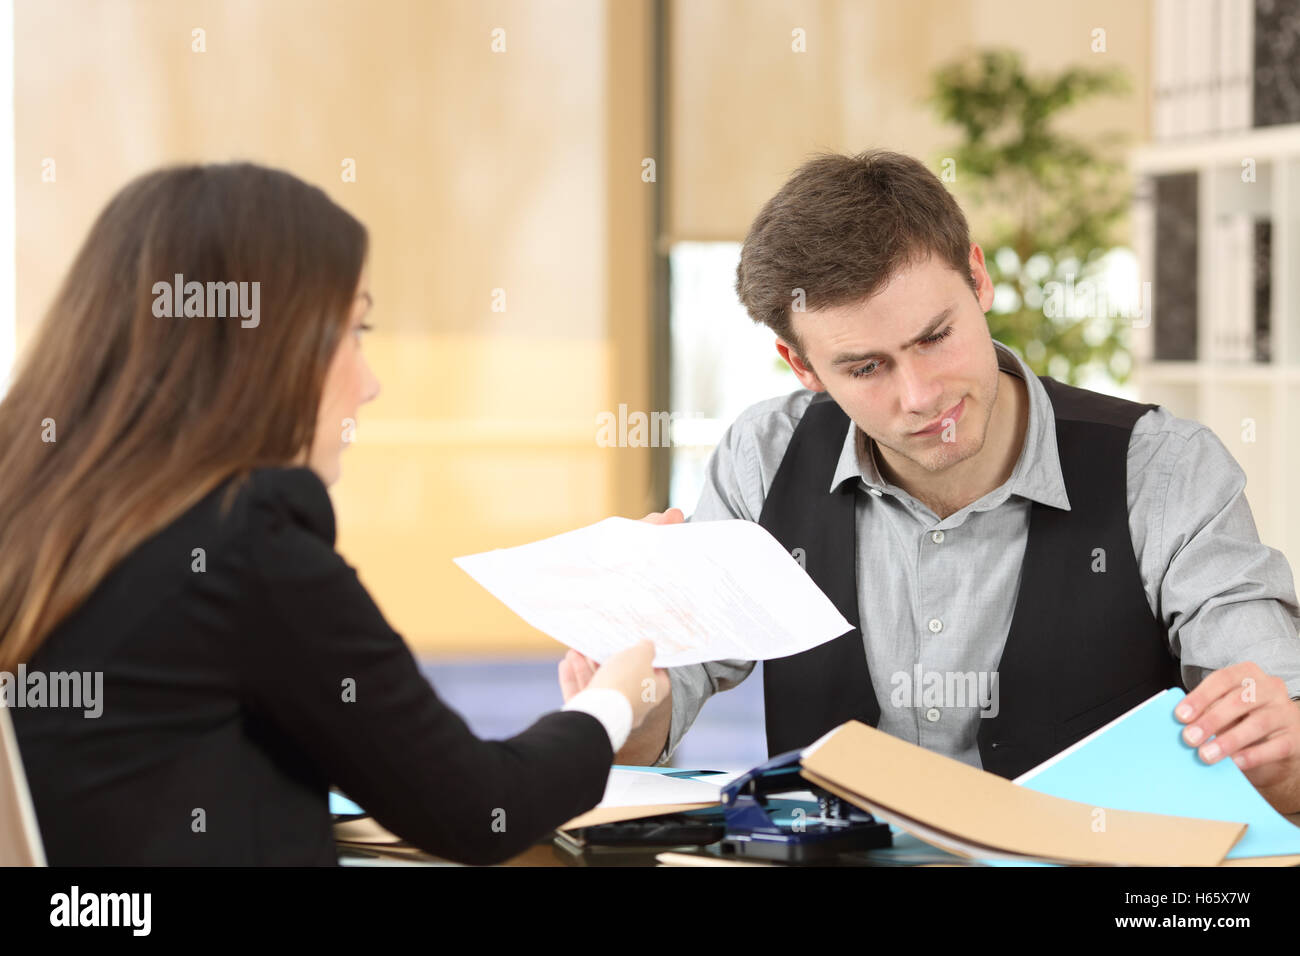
[333,689,1300,866]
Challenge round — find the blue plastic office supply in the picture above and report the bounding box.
[1016,687,1300,860]
[716,748,891,863]
[329,791,366,818]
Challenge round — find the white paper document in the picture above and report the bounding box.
[597,769,724,808]
[453,517,852,666]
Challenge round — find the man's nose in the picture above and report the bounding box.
[896,357,943,419]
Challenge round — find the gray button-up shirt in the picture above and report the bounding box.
[658,341,1300,769]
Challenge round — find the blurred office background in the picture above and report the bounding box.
[3,0,1296,771]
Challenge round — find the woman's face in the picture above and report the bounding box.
[304,268,381,486]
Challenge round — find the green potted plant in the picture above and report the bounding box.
[929,49,1135,386]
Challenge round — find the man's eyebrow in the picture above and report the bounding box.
[830,307,953,367]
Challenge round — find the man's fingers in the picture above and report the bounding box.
[1194,708,1287,764]
[558,658,578,700]
[561,649,597,690]
[1177,661,1263,723]
[1229,728,1295,771]
[653,669,671,706]
[1183,688,1255,747]
[1181,669,1289,749]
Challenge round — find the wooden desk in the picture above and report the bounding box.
[340,811,1300,867]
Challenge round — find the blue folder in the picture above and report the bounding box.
[1013,687,1300,860]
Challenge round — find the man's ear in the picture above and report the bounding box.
[775,337,826,393]
[969,242,995,313]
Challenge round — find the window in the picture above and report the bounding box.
[668,241,798,512]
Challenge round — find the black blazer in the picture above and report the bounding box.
[10,467,612,865]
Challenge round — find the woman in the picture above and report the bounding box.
[0,163,664,865]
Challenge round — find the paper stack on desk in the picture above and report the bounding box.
[454,517,852,666]
[560,767,731,830]
[596,768,728,808]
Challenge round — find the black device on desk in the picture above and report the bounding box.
[716,749,891,865]
[558,810,726,848]
[553,808,728,865]
[554,753,892,866]
[551,767,730,863]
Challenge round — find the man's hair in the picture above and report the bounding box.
[735,149,976,360]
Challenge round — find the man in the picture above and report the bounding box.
[560,149,1300,813]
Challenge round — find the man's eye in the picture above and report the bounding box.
[850,326,952,379]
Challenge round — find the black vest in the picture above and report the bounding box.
[759,377,1183,779]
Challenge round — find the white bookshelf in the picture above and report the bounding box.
[1130,122,1300,565]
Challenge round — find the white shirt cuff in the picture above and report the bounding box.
[562,687,633,753]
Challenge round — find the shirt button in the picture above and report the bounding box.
[931,530,945,543]
[925,708,941,722]
[928,618,943,633]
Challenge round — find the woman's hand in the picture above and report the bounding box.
[557,507,685,757]
[560,640,669,730]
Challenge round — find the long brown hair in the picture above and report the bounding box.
[0,163,368,669]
